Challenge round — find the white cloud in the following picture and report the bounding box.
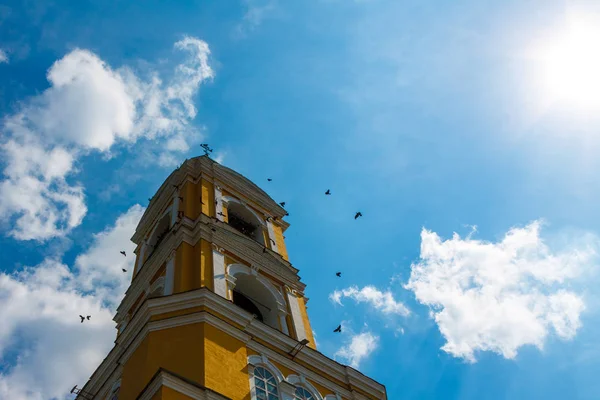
[0,205,143,400]
[405,221,595,362]
[213,151,226,164]
[0,37,213,241]
[329,285,410,316]
[0,49,7,63]
[334,331,379,369]
[0,139,86,241]
[25,49,137,151]
[234,0,277,38]
[74,205,144,308]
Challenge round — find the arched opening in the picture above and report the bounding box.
[148,213,171,256]
[287,375,323,400]
[232,290,263,322]
[229,266,284,331]
[226,202,265,245]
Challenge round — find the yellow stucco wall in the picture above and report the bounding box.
[183,180,200,220]
[120,324,205,400]
[272,224,289,260]
[221,203,229,222]
[201,178,214,217]
[174,241,210,293]
[203,324,251,400]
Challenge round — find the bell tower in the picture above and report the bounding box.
[78,156,387,400]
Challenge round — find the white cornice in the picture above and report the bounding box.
[137,369,230,400]
[85,289,386,400]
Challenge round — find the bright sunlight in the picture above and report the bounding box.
[532,12,600,111]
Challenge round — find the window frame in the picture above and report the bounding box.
[250,365,280,400]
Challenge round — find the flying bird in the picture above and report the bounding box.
[87,316,91,320]
[336,272,341,277]
[279,202,286,207]
[122,268,127,273]
[354,212,363,220]
[333,325,342,333]
[267,178,272,182]
[79,315,85,323]
[120,251,126,256]
[325,189,331,195]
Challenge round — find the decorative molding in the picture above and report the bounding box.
[211,243,225,253]
[164,256,174,296]
[137,369,230,400]
[171,194,180,227]
[104,378,121,400]
[287,374,324,400]
[82,289,386,400]
[222,196,266,227]
[149,276,165,298]
[247,354,285,383]
[227,263,287,309]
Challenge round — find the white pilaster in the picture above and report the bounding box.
[286,289,307,341]
[214,186,224,221]
[136,241,148,272]
[212,246,228,298]
[266,221,279,252]
[279,381,297,400]
[164,255,175,296]
[279,312,289,335]
[170,194,180,226]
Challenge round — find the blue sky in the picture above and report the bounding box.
[1,0,600,399]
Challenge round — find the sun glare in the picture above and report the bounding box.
[534,12,600,111]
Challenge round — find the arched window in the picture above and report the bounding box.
[148,213,171,256]
[253,367,280,400]
[228,264,287,332]
[226,201,265,245]
[109,387,120,400]
[294,387,316,400]
[233,290,264,322]
[106,379,121,400]
[287,375,322,400]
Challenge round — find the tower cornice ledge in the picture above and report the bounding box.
[83,288,386,400]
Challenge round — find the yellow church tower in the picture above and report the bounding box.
[77,156,387,400]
